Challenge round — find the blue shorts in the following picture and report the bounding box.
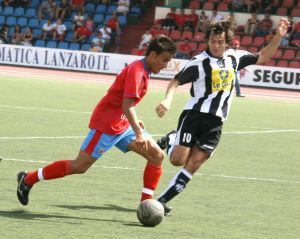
[80,127,149,159]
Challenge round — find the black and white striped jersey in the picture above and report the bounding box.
[175,49,259,121]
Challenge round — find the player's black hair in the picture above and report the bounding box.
[205,20,235,44]
[145,35,177,56]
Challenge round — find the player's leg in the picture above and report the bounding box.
[157,147,209,204]
[115,127,164,202]
[128,135,164,202]
[157,111,222,213]
[17,129,105,205]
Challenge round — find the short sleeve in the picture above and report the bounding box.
[175,59,200,85]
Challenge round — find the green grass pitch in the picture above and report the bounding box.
[0,75,299,239]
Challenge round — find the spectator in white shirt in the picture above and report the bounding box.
[116,0,130,16]
[52,18,67,41]
[41,19,54,40]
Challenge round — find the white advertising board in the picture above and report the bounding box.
[0,44,299,90]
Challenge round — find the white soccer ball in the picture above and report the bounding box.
[137,199,164,227]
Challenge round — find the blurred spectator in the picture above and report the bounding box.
[41,19,54,40]
[52,18,67,41]
[38,0,57,20]
[184,9,198,33]
[20,27,34,46]
[11,25,23,45]
[291,21,300,45]
[0,24,9,44]
[91,32,105,52]
[85,15,94,32]
[72,10,85,31]
[138,28,152,49]
[231,40,245,97]
[244,0,258,13]
[116,0,130,16]
[175,38,192,59]
[258,0,274,14]
[255,13,273,37]
[73,22,92,43]
[196,11,208,33]
[1,0,15,7]
[90,32,105,52]
[175,9,187,31]
[70,0,85,13]
[16,0,29,7]
[188,0,200,10]
[231,0,245,12]
[246,13,259,35]
[106,12,122,52]
[56,0,71,20]
[162,7,177,30]
[3,0,29,7]
[106,12,121,36]
[209,10,224,23]
[99,24,112,48]
[227,12,237,29]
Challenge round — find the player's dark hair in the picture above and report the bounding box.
[205,20,235,44]
[145,35,177,56]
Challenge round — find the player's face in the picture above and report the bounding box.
[149,51,173,74]
[208,32,227,58]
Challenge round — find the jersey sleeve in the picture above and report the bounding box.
[236,50,259,71]
[123,63,143,99]
[175,59,200,85]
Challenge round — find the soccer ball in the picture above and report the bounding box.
[137,199,164,227]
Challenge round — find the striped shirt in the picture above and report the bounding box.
[175,49,258,121]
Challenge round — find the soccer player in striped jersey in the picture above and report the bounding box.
[155,19,289,214]
[17,35,176,206]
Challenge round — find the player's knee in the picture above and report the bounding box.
[155,148,165,162]
[149,148,164,164]
[71,162,90,174]
[170,155,185,166]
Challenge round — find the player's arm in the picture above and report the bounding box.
[256,18,289,65]
[122,98,147,150]
[155,78,180,118]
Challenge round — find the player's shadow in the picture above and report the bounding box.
[0,209,139,226]
[51,204,136,213]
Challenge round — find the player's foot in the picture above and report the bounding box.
[237,94,245,97]
[157,130,177,150]
[157,198,172,215]
[160,202,172,216]
[17,171,32,206]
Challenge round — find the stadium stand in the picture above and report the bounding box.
[0,0,299,69]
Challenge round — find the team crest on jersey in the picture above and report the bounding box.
[219,70,229,80]
[211,68,234,92]
[98,148,105,154]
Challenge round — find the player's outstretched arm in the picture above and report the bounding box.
[155,79,180,118]
[257,18,289,65]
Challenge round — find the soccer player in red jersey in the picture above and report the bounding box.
[17,35,176,206]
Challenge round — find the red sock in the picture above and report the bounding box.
[24,160,72,186]
[141,162,162,202]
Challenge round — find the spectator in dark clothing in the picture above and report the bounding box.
[0,24,9,44]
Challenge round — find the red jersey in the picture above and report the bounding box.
[89,59,150,134]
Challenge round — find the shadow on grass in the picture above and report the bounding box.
[0,209,140,226]
[51,204,137,213]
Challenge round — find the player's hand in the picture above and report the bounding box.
[155,99,171,118]
[135,133,148,151]
[276,18,289,37]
